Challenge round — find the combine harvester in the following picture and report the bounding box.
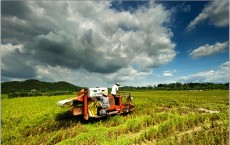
[57,87,134,120]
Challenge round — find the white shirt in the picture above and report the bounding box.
[111,84,118,95]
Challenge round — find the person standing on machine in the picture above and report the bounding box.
[111,82,120,105]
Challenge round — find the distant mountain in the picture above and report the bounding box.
[1,79,82,94]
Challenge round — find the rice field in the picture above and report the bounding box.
[1,90,229,145]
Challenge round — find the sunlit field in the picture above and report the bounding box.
[1,90,229,145]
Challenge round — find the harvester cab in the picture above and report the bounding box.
[57,87,134,120]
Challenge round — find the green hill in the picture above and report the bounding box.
[1,79,82,94]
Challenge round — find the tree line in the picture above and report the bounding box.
[1,79,82,94]
[120,82,229,91]
[2,80,228,98]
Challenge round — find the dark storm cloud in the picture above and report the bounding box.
[1,1,59,44]
[1,1,31,43]
[2,50,37,79]
[1,1,176,81]
[1,1,31,19]
[26,29,125,73]
[1,2,97,72]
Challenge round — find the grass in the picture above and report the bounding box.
[1,90,229,145]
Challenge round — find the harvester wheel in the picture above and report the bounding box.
[84,114,89,120]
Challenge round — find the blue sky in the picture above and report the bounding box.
[111,0,229,86]
[1,1,229,87]
[111,1,229,86]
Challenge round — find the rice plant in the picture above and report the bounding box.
[1,90,228,145]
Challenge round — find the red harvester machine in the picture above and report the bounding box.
[57,87,134,120]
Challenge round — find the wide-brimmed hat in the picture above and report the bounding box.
[116,82,120,86]
[101,91,107,96]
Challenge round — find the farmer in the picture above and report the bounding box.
[96,91,110,116]
[99,91,110,109]
[111,82,120,105]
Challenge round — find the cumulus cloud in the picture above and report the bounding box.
[33,65,152,87]
[220,61,229,70]
[187,0,229,31]
[189,41,229,59]
[1,43,24,56]
[177,61,229,83]
[1,1,176,85]
[163,70,176,77]
[35,65,105,87]
[105,66,152,82]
